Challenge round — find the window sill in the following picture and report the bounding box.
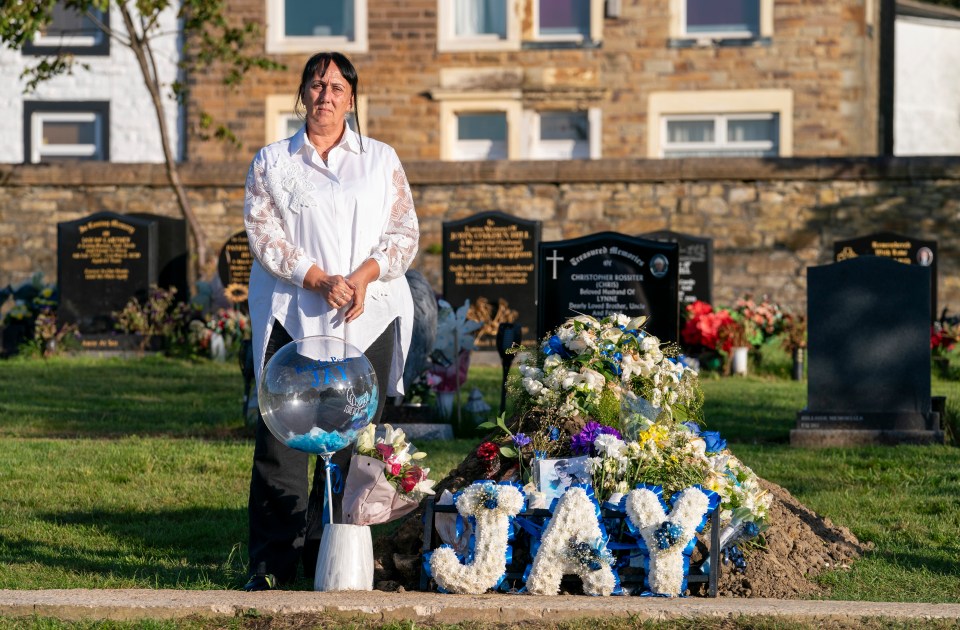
[668,36,771,49]
[521,39,602,50]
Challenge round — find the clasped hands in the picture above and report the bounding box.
[304,262,378,323]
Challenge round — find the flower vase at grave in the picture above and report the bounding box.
[791,347,805,381]
[313,523,374,591]
[731,346,749,376]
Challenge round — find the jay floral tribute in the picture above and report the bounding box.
[433,312,771,597]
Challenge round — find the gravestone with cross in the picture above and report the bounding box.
[537,232,679,342]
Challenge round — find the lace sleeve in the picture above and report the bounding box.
[372,159,420,280]
[244,153,309,284]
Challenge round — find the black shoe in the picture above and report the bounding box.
[243,573,277,592]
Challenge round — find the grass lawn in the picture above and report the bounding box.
[0,355,958,603]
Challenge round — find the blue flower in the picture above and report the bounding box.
[548,427,561,442]
[544,335,573,359]
[702,431,727,454]
[682,421,701,435]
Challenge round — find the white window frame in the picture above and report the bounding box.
[439,96,522,161]
[524,108,601,159]
[531,0,605,44]
[647,89,793,158]
[265,94,368,146]
[438,0,521,51]
[30,111,105,162]
[669,0,773,41]
[661,113,778,157]
[265,0,368,54]
[24,3,109,55]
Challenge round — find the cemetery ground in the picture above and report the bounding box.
[0,349,959,629]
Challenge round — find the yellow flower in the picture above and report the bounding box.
[224,283,249,303]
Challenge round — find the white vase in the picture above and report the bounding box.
[209,332,226,362]
[313,524,374,591]
[731,346,749,376]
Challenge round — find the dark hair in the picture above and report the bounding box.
[295,51,363,150]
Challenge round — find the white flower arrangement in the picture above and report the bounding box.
[512,313,703,429]
[428,481,524,594]
[625,486,713,597]
[525,486,618,596]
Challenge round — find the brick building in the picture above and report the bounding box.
[188,0,885,164]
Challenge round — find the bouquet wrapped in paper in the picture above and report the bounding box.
[342,424,437,526]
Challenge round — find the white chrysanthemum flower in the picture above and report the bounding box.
[580,368,606,391]
[522,377,544,396]
[594,433,626,457]
[543,353,563,371]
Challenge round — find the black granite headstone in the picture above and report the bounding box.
[834,231,938,320]
[442,211,540,350]
[57,211,158,336]
[641,230,713,306]
[129,213,188,302]
[217,230,254,309]
[793,257,942,444]
[537,232,679,343]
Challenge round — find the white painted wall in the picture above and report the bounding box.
[0,3,182,163]
[895,16,960,156]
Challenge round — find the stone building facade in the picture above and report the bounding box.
[2,156,958,318]
[187,0,883,164]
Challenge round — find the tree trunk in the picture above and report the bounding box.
[117,5,209,287]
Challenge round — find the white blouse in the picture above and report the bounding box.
[243,126,420,396]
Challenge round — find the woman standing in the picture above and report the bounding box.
[242,52,419,590]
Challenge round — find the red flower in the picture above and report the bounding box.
[375,443,394,460]
[476,441,499,462]
[400,465,426,492]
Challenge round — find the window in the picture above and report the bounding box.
[439,99,521,160]
[264,95,367,145]
[24,101,110,163]
[526,109,601,159]
[669,0,772,43]
[537,0,591,40]
[685,0,759,37]
[266,0,368,54]
[438,0,520,51]
[457,112,508,160]
[663,114,778,157]
[24,2,109,56]
[647,90,793,158]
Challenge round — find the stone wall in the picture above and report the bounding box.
[1,156,958,316]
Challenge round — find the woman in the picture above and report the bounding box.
[242,52,419,590]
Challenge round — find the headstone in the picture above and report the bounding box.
[442,211,540,350]
[129,213,189,302]
[792,257,943,446]
[834,231,938,320]
[641,230,713,307]
[57,211,158,346]
[537,232,679,343]
[217,230,254,308]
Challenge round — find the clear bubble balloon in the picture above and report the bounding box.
[259,335,379,455]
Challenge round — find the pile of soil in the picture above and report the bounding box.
[710,478,870,597]
[374,442,871,599]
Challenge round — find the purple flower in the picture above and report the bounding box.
[570,421,622,456]
[512,433,532,448]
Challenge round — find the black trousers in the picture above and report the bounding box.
[247,320,396,584]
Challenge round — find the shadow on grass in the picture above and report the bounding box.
[1,507,248,588]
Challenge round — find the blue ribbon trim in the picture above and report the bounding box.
[321,461,344,525]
